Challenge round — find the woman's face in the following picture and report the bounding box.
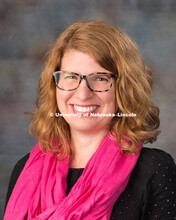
[56,49,117,134]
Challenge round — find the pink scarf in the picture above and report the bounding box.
[4,133,141,220]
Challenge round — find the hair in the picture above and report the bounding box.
[29,20,160,157]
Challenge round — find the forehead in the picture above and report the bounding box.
[61,49,111,74]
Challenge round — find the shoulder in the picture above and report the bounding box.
[125,147,176,207]
[5,153,30,209]
[133,147,176,216]
[10,153,30,183]
[13,153,30,171]
[111,148,176,219]
[136,148,176,218]
[131,147,176,188]
[135,147,175,172]
[139,147,175,163]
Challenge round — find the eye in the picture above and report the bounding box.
[91,74,111,82]
[64,74,78,80]
[65,75,76,79]
[96,77,108,81]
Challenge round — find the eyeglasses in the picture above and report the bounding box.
[53,71,117,92]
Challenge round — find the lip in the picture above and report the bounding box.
[70,104,99,114]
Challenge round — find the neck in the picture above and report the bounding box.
[70,129,108,168]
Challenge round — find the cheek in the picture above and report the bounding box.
[111,87,118,112]
[56,90,69,110]
[100,90,117,111]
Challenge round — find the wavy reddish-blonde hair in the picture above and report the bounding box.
[29,20,160,157]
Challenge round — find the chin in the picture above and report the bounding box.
[69,120,110,134]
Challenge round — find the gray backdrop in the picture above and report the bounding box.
[1,0,176,218]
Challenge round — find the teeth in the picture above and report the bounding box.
[74,105,98,112]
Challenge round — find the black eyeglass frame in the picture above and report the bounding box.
[53,71,117,92]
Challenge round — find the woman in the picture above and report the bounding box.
[4,20,176,219]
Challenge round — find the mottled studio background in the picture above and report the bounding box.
[0,0,176,218]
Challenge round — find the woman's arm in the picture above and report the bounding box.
[141,149,176,219]
[4,153,30,210]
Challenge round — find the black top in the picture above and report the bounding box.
[5,148,176,220]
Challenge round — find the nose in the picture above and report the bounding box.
[74,78,94,100]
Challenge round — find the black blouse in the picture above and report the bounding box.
[5,147,176,219]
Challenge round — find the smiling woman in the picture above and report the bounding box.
[57,50,116,138]
[4,20,176,220]
[28,20,160,156]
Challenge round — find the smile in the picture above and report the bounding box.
[73,105,98,113]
